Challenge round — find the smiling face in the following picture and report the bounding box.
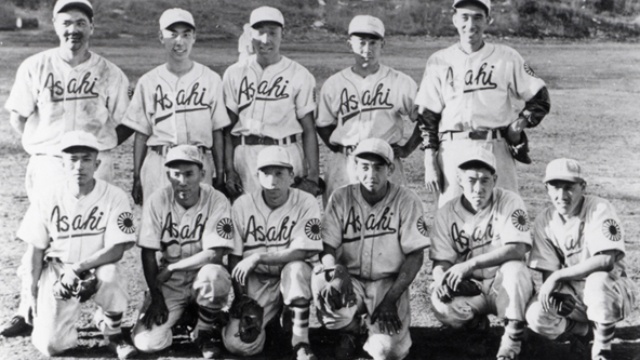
[251,22,282,60]
[457,167,496,211]
[355,154,392,195]
[160,23,196,62]
[166,162,203,207]
[545,180,586,217]
[348,34,383,70]
[62,147,100,188]
[452,4,490,51]
[53,9,94,53]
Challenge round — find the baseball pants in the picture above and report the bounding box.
[526,271,639,340]
[132,264,231,352]
[222,261,313,357]
[31,261,128,356]
[431,261,533,328]
[312,273,412,360]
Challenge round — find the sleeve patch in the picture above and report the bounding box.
[524,63,538,78]
[216,218,234,240]
[417,216,430,237]
[117,212,136,234]
[602,219,621,242]
[305,218,322,241]
[511,209,530,232]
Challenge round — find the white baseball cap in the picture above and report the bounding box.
[458,147,496,174]
[53,0,94,19]
[543,158,585,183]
[348,15,385,39]
[159,8,196,30]
[60,130,100,152]
[453,0,491,15]
[257,146,293,170]
[352,138,394,165]
[164,145,203,167]
[250,6,284,28]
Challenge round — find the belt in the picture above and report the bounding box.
[232,135,297,147]
[439,129,503,141]
[148,145,211,156]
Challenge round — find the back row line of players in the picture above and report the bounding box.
[2,1,637,360]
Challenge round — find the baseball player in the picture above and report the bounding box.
[122,8,230,206]
[316,15,422,203]
[12,130,137,359]
[222,146,323,360]
[526,159,639,360]
[311,138,430,360]
[429,147,533,360]
[222,6,320,199]
[130,145,233,359]
[1,0,132,338]
[415,0,551,208]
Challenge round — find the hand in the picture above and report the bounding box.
[538,275,560,313]
[434,283,453,303]
[225,170,244,199]
[26,288,38,320]
[371,298,401,335]
[424,153,442,193]
[155,267,173,286]
[232,254,260,286]
[392,144,410,159]
[142,294,169,329]
[442,262,474,291]
[318,265,356,310]
[212,176,225,191]
[132,176,143,205]
[506,117,527,143]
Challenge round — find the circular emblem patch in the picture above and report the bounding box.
[305,218,322,241]
[417,216,429,237]
[117,212,135,234]
[216,218,234,240]
[602,219,621,242]
[511,209,529,232]
[524,63,538,78]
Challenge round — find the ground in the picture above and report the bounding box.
[0,35,638,360]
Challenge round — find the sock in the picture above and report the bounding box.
[96,311,123,336]
[592,322,615,354]
[503,320,525,350]
[291,305,310,347]
[197,306,224,337]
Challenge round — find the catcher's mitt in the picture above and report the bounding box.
[229,295,264,343]
[550,292,577,317]
[292,176,326,197]
[53,269,98,302]
[504,130,532,164]
[439,279,482,303]
[315,264,356,311]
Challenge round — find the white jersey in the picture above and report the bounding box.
[223,55,316,138]
[316,64,418,146]
[528,195,627,277]
[231,189,323,276]
[121,62,230,148]
[323,183,430,281]
[431,188,532,280]
[4,49,130,154]
[17,180,136,263]
[415,43,546,131]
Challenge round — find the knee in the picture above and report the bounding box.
[194,264,231,306]
[499,261,531,281]
[95,264,119,284]
[282,261,312,281]
[131,324,171,353]
[584,272,610,296]
[197,264,231,285]
[365,334,409,360]
[429,291,472,329]
[524,301,563,340]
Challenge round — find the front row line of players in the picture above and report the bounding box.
[8,131,638,360]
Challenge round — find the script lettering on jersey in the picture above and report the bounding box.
[243,215,296,243]
[342,207,397,242]
[45,72,99,102]
[450,221,494,255]
[340,84,394,122]
[563,221,585,253]
[462,62,498,93]
[154,83,211,124]
[160,213,207,240]
[51,205,106,234]
[237,76,290,113]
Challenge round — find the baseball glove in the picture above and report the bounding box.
[53,269,98,302]
[229,295,264,343]
[316,264,356,310]
[550,292,577,317]
[292,176,325,197]
[439,279,482,303]
[504,130,532,164]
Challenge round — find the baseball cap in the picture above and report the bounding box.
[159,8,195,30]
[348,15,385,39]
[53,0,93,19]
[250,6,284,28]
[453,0,491,15]
[543,158,585,183]
[164,145,203,168]
[60,130,100,152]
[352,138,394,165]
[458,147,496,174]
[257,146,293,170]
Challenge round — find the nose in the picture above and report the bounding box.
[175,174,187,185]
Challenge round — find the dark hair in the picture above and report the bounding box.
[166,160,203,170]
[349,33,382,40]
[459,160,495,174]
[62,146,98,154]
[252,21,283,29]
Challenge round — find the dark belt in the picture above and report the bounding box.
[148,145,211,156]
[439,129,503,141]
[232,135,297,147]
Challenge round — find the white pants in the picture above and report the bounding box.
[233,143,305,194]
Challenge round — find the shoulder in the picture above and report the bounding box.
[495,188,526,208]
[324,68,348,86]
[200,184,228,204]
[534,205,555,228]
[102,181,130,203]
[138,65,164,83]
[92,52,127,76]
[195,62,223,81]
[19,49,55,70]
[146,185,173,209]
[291,188,318,207]
[285,57,313,77]
[223,60,248,78]
[583,195,618,219]
[491,43,523,59]
[232,192,256,213]
[427,44,459,64]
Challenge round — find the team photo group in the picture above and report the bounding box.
[1,0,637,360]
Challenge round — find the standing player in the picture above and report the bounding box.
[223,146,322,360]
[13,130,137,359]
[1,0,132,337]
[316,15,422,203]
[122,8,230,205]
[222,6,320,198]
[526,159,638,360]
[312,138,430,360]
[130,145,233,359]
[429,148,534,360]
[415,0,551,207]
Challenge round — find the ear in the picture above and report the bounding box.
[89,20,95,35]
[158,30,165,44]
[94,158,101,170]
[487,15,494,25]
[200,168,206,178]
[380,38,386,49]
[492,173,498,183]
[388,163,395,175]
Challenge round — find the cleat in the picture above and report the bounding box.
[106,333,138,360]
[195,330,224,359]
[293,342,317,360]
[0,316,32,337]
[336,332,357,360]
[496,332,522,360]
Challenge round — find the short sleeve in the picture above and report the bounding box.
[231,197,247,256]
[107,65,131,126]
[398,190,430,254]
[528,210,562,272]
[429,207,458,264]
[584,199,625,257]
[137,192,164,250]
[414,55,445,114]
[321,190,345,250]
[511,50,546,102]
[4,58,37,118]
[104,189,136,247]
[121,78,153,135]
[16,200,49,250]
[495,191,532,247]
[288,191,323,252]
[210,74,232,130]
[398,75,419,121]
[294,68,317,119]
[201,190,235,250]
[315,78,338,127]
[222,67,239,115]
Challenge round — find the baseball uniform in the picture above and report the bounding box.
[4,48,130,199]
[131,184,233,352]
[122,62,230,202]
[526,195,638,340]
[17,179,136,356]
[223,55,316,193]
[430,187,533,328]
[415,43,547,207]
[312,182,430,360]
[316,64,418,201]
[222,188,322,356]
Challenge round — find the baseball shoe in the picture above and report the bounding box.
[0,315,32,337]
[106,333,138,360]
[293,342,317,360]
[496,332,522,360]
[592,349,613,360]
[195,329,224,359]
[335,332,358,360]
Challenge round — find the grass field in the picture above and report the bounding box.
[0,35,639,360]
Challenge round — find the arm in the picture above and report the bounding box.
[299,112,320,182]
[212,129,225,188]
[140,247,168,328]
[156,248,227,283]
[231,249,311,286]
[9,112,26,135]
[316,124,340,152]
[23,244,45,318]
[115,125,135,145]
[507,87,551,142]
[132,132,148,205]
[69,243,129,274]
[417,108,442,193]
[223,110,243,198]
[393,122,423,159]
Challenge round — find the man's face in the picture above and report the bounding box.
[251,23,282,58]
[53,9,94,52]
[167,163,203,204]
[452,5,490,47]
[348,35,384,69]
[546,180,586,217]
[160,23,196,61]
[258,166,293,196]
[62,149,99,187]
[458,167,496,211]
[355,155,391,194]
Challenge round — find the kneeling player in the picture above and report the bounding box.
[526,159,638,360]
[429,148,534,360]
[131,145,234,359]
[312,138,430,360]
